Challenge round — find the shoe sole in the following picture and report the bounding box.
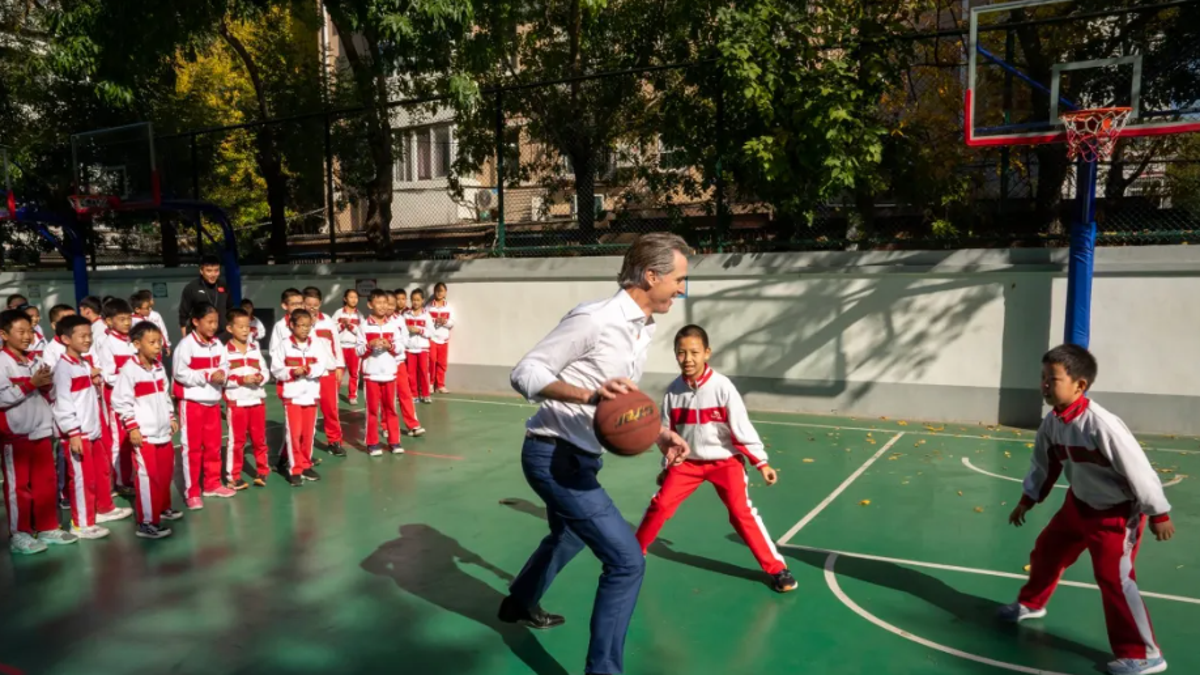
[40,538,78,546]
[10,546,48,555]
[301,476,321,482]
[160,515,183,522]
[136,531,172,540]
[1109,663,1168,675]
[774,582,798,593]
[1000,608,1047,623]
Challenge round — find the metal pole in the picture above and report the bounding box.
[325,113,337,263]
[495,89,506,256]
[1065,158,1098,347]
[190,135,200,200]
[715,78,727,252]
[1000,29,1013,210]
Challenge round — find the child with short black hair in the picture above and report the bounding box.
[223,308,270,488]
[635,324,796,593]
[43,303,79,510]
[333,289,363,405]
[302,286,345,457]
[271,310,325,487]
[135,289,172,356]
[173,302,232,508]
[22,305,45,361]
[0,309,76,554]
[403,288,433,403]
[1000,344,1173,675]
[112,321,180,539]
[356,289,407,455]
[41,304,76,372]
[78,296,105,353]
[241,298,265,345]
[96,298,136,495]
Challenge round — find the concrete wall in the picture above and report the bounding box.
[5,246,1199,434]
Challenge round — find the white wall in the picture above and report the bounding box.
[5,246,1199,433]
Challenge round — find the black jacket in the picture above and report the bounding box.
[178,276,229,335]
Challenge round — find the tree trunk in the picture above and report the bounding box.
[220,23,289,263]
[572,149,597,245]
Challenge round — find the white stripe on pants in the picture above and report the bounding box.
[3,444,16,534]
[179,402,192,497]
[133,445,154,525]
[70,452,89,528]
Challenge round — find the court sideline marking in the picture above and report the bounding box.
[438,396,1198,455]
[775,432,905,546]
[961,456,1185,489]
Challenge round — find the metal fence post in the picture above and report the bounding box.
[495,88,506,257]
[325,112,337,263]
[190,135,200,200]
[715,78,727,253]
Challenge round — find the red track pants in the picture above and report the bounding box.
[1017,491,1162,660]
[226,404,268,481]
[2,437,58,535]
[635,457,787,575]
[395,363,421,430]
[103,386,131,488]
[131,441,175,526]
[180,400,223,500]
[319,373,342,445]
[65,437,99,528]
[406,352,430,399]
[430,342,449,390]
[284,403,317,476]
[365,380,400,447]
[89,400,117,515]
[342,348,361,402]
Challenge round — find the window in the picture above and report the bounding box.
[417,131,431,180]
[434,125,451,178]
[394,131,413,182]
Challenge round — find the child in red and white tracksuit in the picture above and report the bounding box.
[223,309,270,489]
[357,290,408,455]
[1001,345,1174,675]
[173,306,232,508]
[303,291,345,456]
[112,322,180,539]
[333,290,363,405]
[95,303,137,492]
[635,325,797,593]
[386,296,423,437]
[427,283,454,394]
[0,310,77,554]
[271,311,326,486]
[402,289,434,403]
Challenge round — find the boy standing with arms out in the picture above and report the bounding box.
[635,325,797,593]
[333,289,362,405]
[302,287,345,457]
[223,308,270,488]
[112,322,180,539]
[271,310,325,487]
[1001,344,1173,675]
[356,289,406,456]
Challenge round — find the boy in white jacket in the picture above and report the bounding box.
[223,309,270,489]
[356,289,407,456]
[271,310,326,487]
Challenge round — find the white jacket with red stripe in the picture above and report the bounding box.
[270,337,326,405]
[402,309,433,353]
[52,353,102,441]
[311,313,346,371]
[172,332,228,405]
[224,340,270,407]
[356,316,408,382]
[28,327,47,362]
[41,336,67,372]
[112,358,174,444]
[1021,397,1171,521]
[96,329,136,389]
[427,301,455,345]
[0,348,54,440]
[663,366,769,468]
[332,308,363,348]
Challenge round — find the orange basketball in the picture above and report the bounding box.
[593,390,660,456]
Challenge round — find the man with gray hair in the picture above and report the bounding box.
[501,232,693,675]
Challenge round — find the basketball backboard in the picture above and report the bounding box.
[966,0,1200,147]
[70,121,160,212]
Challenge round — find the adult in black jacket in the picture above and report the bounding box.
[178,255,229,337]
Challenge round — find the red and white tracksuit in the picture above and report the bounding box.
[333,308,362,403]
[271,337,325,476]
[1015,396,1171,661]
[402,309,433,399]
[428,301,454,391]
[356,317,407,447]
[0,348,58,536]
[223,341,269,482]
[112,358,175,526]
[388,315,421,431]
[96,329,136,488]
[310,313,345,446]
[41,336,66,372]
[52,353,109,528]
[28,327,46,362]
[635,366,786,575]
[249,316,266,346]
[172,332,228,500]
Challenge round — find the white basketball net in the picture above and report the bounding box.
[1062,107,1132,163]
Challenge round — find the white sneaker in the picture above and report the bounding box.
[38,529,79,546]
[390,445,405,455]
[996,601,1047,623]
[1107,657,1168,675]
[71,525,111,540]
[9,532,47,555]
[96,507,133,523]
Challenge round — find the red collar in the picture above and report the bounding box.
[1054,396,1090,424]
[191,332,216,347]
[431,300,447,308]
[368,315,390,326]
[2,346,28,364]
[685,365,714,389]
[136,355,157,371]
[106,328,130,342]
[62,352,82,366]
[289,336,311,347]
[227,340,251,354]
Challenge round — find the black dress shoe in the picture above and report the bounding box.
[497,595,565,629]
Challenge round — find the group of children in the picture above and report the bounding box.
[0,282,456,548]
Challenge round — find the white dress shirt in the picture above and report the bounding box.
[510,289,655,455]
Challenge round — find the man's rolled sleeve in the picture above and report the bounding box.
[510,313,597,403]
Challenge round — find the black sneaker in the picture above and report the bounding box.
[771,569,798,593]
[497,595,565,630]
[301,468,321,482]
[230,479,250,491]
[159,508,184,521]
[328,442,347,458]
[287,474,303,488]
[136,523,172,539]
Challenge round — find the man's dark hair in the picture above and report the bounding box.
[6,294,28,309]
[130,321,162,342]
[1043,344,1098,387]
[302,286,322,300]
[674,324,710,349]
[0,309,32,333]
[130,290,153,309]
[281,288,302,304]
[56,314,91,339]
[79,296,102,316]
[102,298,133,319]
[199,254,221,268]
[48,304,75,324]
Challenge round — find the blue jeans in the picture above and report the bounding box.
[509,435,646,675]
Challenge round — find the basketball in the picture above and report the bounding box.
[594,390,661,456]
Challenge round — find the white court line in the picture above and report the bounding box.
[822,552,1076,675]
[960,456,1184,489]
[784,543,1200,606]
[775,432,905,546]
[438,396,1198,455]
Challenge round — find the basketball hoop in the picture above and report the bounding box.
[1061,107,1133,163]
[68,194,121,216]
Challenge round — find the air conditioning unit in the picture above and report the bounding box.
[571,194,604,217]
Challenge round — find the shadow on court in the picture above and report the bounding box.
[361,523,569,675]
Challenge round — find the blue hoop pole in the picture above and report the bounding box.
[15,208,90,303]
[159,200,243,305]
[1065,158,1098,348]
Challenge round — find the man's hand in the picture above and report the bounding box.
[128,429,144,448]
[759,465,778,486]
[1009,503,1031,527]
[209,370,226,385]
[1151,519,1175,542]
[591,377,638,403]
[656,427,689,466]
[69,436,83,459]
[31,365,52,388]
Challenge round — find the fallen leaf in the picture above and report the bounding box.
[1158,468,1175,474]
[957,490,963,496]
[1024,564,1031,572]
[1026,443,1034,448]
[1004,451,1012,458]
[974,506,985,513]
[860,500,871,506]
[898,420,908,426]
[901,481,909,485]
[867,439,877,445]
[802,458,815,463]
[880,416,889,421]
